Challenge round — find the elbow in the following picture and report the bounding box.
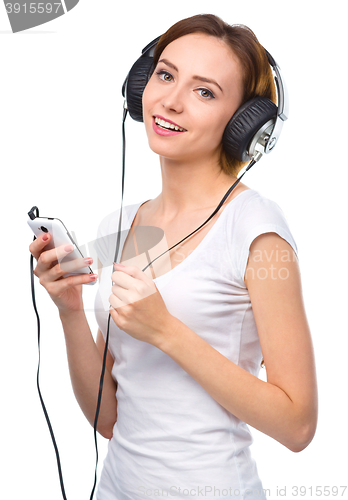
[97,419,116,440]
[284,394,318,453]
[95,401,118,440]
[98,426,114,440]
[287,419,317,453]
[95,412,117,440]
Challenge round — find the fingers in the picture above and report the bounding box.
[111,265,152,290]
[29,232,52,260]
[45,272,98,295]
[54,255,92,275]
[31,236,96,287]
[113,264,153,286]
[111,269,131,288]
[109,292,125,309]
[110,284,139,306]
[43,257,94,285]
[35,243,76,275]
[110,267,157,308]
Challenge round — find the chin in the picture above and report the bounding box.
[145,130,185,160]
[148,143,187,162]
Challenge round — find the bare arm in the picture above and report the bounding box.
[60,311,117,439]
[29,234,117,439]
[156,233,318,452]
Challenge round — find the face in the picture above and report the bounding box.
[142,33,244,165]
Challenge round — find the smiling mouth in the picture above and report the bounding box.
[154,116,186,132]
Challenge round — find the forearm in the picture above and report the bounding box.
[59,309,117,439]
[158,317,314,452]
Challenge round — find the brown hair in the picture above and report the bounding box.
[152,14,277,177]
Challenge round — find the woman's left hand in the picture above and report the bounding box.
[109,263,175,347]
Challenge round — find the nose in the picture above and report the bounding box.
[160,85,184,114]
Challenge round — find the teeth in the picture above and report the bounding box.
[155,117,185,132]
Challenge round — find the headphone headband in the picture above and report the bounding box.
[263,49,289,154]
[141,36,161,56]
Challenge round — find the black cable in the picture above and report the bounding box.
[89,315,112,500]
[93,109,259,489]
[141,159,256,273]
[89,105,129,500]
[30,105,258,500]
[30,207,68,500]
[29,107,131,500]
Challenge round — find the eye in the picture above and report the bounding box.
[196,88,215,99]
[156,70,174,82]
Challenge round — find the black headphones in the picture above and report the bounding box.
[122,35,289,164]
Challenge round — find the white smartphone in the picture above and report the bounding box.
[27,213,96,284]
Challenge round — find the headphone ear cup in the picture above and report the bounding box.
[126,57,154,122]
[222,97,277,162]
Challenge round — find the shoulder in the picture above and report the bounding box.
[232,189,290,225]
[231,189,296,245]
[227,189,298,284]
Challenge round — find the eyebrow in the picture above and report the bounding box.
[158,58,223,93]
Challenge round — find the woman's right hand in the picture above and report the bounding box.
[29,232,98,314]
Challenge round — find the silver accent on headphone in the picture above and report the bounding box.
[264,59,289,155]
[268,137,277,150]
[252,151,263,163]
[248,119,274,158]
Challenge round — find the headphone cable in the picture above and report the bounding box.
[30,205,68,500]
[30,105,259,500]
[141,158,257,273]
[92,109,259,487]
[89,103,129,500]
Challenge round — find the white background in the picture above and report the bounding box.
[1,1,347,499]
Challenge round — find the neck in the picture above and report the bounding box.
[153,155,237,219]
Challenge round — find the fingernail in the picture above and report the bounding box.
[64,244,74,253]
[42,234,49,241]
[84,257,93,266]
[114,262,125,268]
[89,274,98,281]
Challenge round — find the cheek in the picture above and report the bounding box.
[199,110,230,146]
[211,104,238,141]
[142,80,160,135]
[142,84,153,135]
[142,77,156,112]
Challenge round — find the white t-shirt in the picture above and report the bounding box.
[94,189,298,500]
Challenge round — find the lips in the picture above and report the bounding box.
[153,115,187,133]
[151,115,187,137]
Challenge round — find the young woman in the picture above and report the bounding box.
[30,14,318,500]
